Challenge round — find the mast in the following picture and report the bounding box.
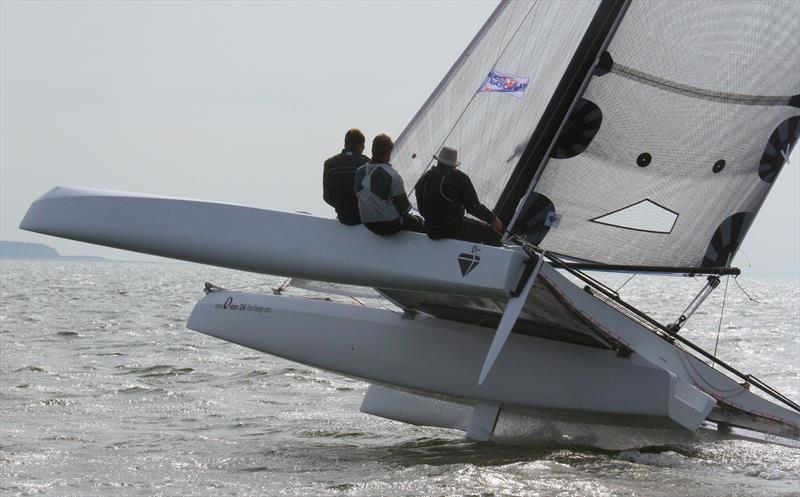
[495,0,630,226]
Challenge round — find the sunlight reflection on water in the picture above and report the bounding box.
[1,260,798,497]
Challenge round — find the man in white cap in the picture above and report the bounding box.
[416,146,503,246]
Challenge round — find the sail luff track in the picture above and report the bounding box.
[495,0,631,227]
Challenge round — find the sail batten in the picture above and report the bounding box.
[612,64,797,106]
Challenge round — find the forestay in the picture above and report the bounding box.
[392,0,602,208]
[510,1,800,269]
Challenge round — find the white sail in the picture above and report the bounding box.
[511,1,800,269]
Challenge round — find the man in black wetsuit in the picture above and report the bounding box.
[323,128,370,225]
[416,146,504,246]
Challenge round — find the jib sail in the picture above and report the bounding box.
[392,0,614,210]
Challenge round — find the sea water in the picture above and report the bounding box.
[1,260,798,497]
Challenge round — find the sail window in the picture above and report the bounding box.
[593,51,614,77]
[590,199,678,234]
[758,116,800,183]
[514,193,556,244]
[551,98,603,159]
[702,212,755,268]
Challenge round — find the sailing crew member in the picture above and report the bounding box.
[355,134,425,235]
[323,128,370,225]
[416,146,503,246]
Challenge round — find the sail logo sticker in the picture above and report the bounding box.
[545,211,561,228]
[457,245,481,277]
[478,69,529,98]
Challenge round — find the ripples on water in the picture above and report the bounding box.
[0,260,798,496]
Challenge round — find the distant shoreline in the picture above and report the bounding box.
[1,255,109,261]
[1,240,106,261]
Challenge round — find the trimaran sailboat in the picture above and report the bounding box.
[20,0,800,445]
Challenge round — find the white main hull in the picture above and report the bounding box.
[20,187,525,299]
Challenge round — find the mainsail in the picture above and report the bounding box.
[510,0,800,269]
[395,0,800,271]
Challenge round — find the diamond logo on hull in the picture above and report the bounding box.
[457,253,481,277]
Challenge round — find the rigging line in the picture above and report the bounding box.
[676,343,744,394]
[739,248,753,268]
[615,273,637,293]
[235,280,275,291]
[733,275,760,303]
[393,0,507,149]
[712,273,731,369]
[408,0,540,197]
[213,278,280,294]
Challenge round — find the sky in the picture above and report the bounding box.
[1,0,798,276]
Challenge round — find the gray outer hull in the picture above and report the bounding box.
[187,289,713,431]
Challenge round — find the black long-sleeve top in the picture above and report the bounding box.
[323,149,369,225]
[416,164,494,236]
